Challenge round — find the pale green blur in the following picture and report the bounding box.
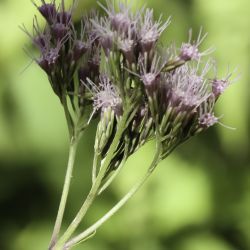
[0,0,249,250]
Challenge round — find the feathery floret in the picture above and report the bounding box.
[86,75,122,116]
[179,29,214,61]
[140,9,171,52]
[165,61,212,111]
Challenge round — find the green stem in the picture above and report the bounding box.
[92,152,101,184]
[53,110,131,250]
[49,136,80,250]
[97,156,127,195]
[64,142,162,249]
[98,140,129,195]
[62,98,73,137]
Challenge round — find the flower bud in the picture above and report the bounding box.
[73,41,89,61]
[78,66,90,82]
[179,29,213,61]
[140,9,170,53]
[100,34,113,56]
[140,30,157,53]
[46,48,60,65]
[51,23,68,40]
[198,113,218,129]
[94,106,115,154]
[111,13,131,34]
[141,73,160,94]
[87,76,123,117]
[118,38,135,64]
[212,79,229,98]
[38,3,57,24]
[33,34,48,50]
[37,57,51,74]
[179,43,200,61]
[57,11,72,25]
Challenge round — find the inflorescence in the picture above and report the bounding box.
[23,0,235,184]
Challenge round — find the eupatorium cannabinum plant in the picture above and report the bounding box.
[22,0,237,249]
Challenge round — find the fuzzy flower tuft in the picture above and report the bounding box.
[198,112,218,128]
[99,1,136,34]
[139,54,166,94]
[179,29,214,61]
[86,75,123,116]
[165,61,212,111]
[35,1,57,24]
[139,9,171,52]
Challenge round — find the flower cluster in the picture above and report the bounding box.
[24,0,234,183]
[22,0,102,136]
[23,1,238,249]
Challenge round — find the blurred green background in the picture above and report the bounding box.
[0,0,249,250]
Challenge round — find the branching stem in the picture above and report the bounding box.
[64,141,162,249]
[52,109,132,250]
